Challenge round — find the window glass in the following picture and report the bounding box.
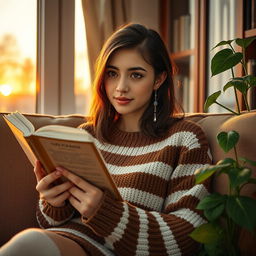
[75,0,91,115]
[0,0,37,113]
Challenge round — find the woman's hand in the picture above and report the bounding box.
[56,167,104,219]
[34,160,73,207]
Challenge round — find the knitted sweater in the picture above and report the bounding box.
[36,119,212,256]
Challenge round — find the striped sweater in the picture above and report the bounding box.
[36,119,212,256]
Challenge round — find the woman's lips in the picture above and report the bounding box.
[114,96,133,105]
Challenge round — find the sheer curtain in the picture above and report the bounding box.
[81,0,129,79]
[207,0,237,113]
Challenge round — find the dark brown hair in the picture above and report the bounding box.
[89,23,183,142]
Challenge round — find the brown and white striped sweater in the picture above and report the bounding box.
[36,119,212,256]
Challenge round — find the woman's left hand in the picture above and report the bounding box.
[56,167,104,219]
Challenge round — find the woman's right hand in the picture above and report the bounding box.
[34,160,73,207]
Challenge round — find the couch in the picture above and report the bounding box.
[0,111,255,254]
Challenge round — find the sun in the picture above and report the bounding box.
[0,84,13,96]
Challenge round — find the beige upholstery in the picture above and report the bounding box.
[0,112,255,254]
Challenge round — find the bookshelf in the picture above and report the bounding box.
[236,0,256,110]
[160,0,207,112]
[160,0,256,113]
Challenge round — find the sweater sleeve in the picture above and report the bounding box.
[36,199,75,228]
[82,123,212,256]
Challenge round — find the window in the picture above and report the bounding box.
[0,0,37,113]
[37,0,91,115]
[75,0,91,115]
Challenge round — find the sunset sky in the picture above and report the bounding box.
[0,0,37,59]
[0,0,87,57]
[0,0,90,97]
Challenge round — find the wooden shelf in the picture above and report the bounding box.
[245,28,256,38]
[160,0,206,113]
[236,0,256,110]
[160,0,253,113]
[171,49,195,60]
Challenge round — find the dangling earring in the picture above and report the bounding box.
[153,90,158,122]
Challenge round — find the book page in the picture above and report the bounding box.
[4,117,37,166]
[37,137,121,199]
[35,125,92,142]
[4,112,34,137]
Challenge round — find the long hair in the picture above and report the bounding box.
[89,23,183,142]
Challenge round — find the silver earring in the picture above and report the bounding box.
[153,90,158,122]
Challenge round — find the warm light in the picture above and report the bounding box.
[0,84,13,96]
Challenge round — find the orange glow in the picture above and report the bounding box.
[0,0,91,114]
[0,84,13,96]
[0,0,37,113]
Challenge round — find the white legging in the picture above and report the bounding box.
[0,228,87,256]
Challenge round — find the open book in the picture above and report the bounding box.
[4,112,122,200]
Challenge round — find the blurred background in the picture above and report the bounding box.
[0,0,255,115]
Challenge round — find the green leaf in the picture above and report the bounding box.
[216,158,236,166]
[228,168,252,189]
[223,79,248,94]
[204,243,227,256]
[211,39,234,50]
[204,91,221,111]
[226,196,256,231]
[189,223,223,244]
[195,166,216,184]
[243,75,256,87]
[195,163,231,184]
[204,203,225,221]
[239,157,256,166]
[211,49,243,76]
[235,37,256,49]
[217,131,239,153]
[197,193,227,210]
[216,158,236,175]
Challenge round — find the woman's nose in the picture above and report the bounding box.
[116,77,128,93]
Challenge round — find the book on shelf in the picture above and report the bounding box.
[3,112,122,200]
[189,0,195,49]
[173,74,183,106]
[173,14,191,53]
[173,18,180,52]
[182,76,190,112]
[252,0,256,29]
[173,75,193,113]
[245,0,252,30]
[247,59,256,109]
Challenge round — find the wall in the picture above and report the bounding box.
[129,0,159,32]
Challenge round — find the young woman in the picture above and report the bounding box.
[0,24,211,256]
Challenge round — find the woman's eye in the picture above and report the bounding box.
[106,70,117,78]
[131,72,143,79]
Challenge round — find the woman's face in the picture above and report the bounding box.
[104,48,160,126]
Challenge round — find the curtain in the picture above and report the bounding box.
[81,0,129,80]
[207,0,237,113]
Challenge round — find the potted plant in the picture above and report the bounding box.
[204,37,256,114]
[189,37,256,256]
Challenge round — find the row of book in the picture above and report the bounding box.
[245,0,256,30]
[173,75,194,113]
[172,15,191,53]
[247,59,256,109]
[172,0,195,53]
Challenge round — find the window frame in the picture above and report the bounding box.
[36,0,75,115]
